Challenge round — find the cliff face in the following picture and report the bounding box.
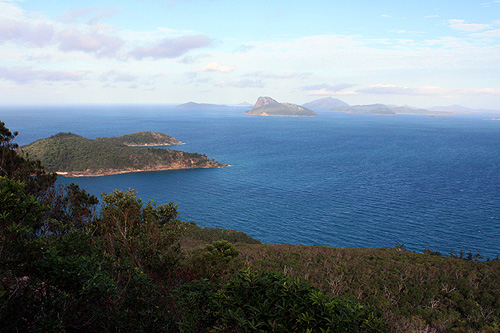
[244,97,318,117]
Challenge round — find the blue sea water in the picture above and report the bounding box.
[1,105,500,258]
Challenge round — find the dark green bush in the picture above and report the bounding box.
[176,268,386,332]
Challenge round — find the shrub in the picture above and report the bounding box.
[176,268,386,332]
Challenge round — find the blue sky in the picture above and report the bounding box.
[1,0,499,108]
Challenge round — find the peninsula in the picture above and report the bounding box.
[21,131,229,177]
[244,97,318,117]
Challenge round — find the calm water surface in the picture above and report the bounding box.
[2,105,499,258]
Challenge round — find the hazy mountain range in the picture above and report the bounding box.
[176,97,500,115]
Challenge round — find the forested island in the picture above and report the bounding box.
[1,121,499,332]
[21,131,228,177]
[244,96,318,117]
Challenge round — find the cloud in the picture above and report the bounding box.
[0,18,55,46]
[301,83,355,96]
[303,83,352,91]
[357,84,444,96]
[129,35,212,60]
[0,66,86,84]
[58,7,119,25]
[99,70,137,82]
[217,79,264,88]
[58,29,124,57]
[233,44,255,53]
[470,29,500,39]
[448,19,491,32]
[194,62,234,73]
[249,72,311,79]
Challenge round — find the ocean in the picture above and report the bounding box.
[1,105,499,258]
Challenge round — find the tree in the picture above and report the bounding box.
[95,189,186,274]
[0,121,56,194]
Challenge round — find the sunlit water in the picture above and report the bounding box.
[2,105,499,258]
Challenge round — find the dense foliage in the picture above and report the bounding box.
[97,131,183,146]
[21,132,224,175]
[237,244,500,332]
[2,121,499,332]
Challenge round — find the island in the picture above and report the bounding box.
[244,97,318,117]
[302,96,350,110]
[176,102,233,109]
[331,103,453,115]
[21,131,229,177]
[301,97,455,115]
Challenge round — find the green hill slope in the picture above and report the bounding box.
[97,131,183,146]
[21,132,228,176]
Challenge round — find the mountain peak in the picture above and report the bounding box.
[245,97,318,117]
[302,97,350,110]
[253,96,281,109]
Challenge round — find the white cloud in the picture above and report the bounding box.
[99,70,137,82]
[58,7,119,25]
[58,28,124,57]
[130,35,212,59]
[0,66,86,83]
[357,84,445,96]
[194,62,234,73]
[448,19,491,32]
[217,79,264,88]
[470,29,500,39]
[302,83,353,95]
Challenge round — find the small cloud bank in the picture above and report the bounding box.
[58,29,124,57]
[130,35,212,60]
[357,84,443,96]
[217,79,264,88]
[302,83,354,95]
[0,66,86,84]
[448,19,492,32]
[0,18,55,47]
[194,62,234,73]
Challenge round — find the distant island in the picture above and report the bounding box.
[302,97,350,110]
[332,103,454,115]
[244,97,318,117]
[302,97,454,115]
[21,131,229,177]
[176,102,233,109]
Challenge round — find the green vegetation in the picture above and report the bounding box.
[21,132,227,176]
[2,121,499,332]
[97,131,183,146]
[245,96,319,117]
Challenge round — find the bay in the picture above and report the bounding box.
[2,105,499,258]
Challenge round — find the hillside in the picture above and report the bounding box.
[97,131,183,146]
[21,132,228,176]
[244,97,318,117]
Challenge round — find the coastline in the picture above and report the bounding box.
[123,142,185,147]
[56,163,231,177]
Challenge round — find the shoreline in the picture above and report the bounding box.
[124,142,185,147]
[57,163,231,177]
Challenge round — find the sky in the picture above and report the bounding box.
[0,0,499,108]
